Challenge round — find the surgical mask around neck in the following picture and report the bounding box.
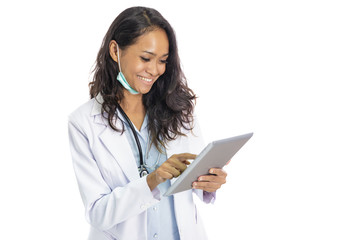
[116,45,139,95]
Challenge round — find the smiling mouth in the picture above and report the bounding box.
[137,75,153,82]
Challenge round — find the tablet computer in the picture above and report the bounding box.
[164,132,253,196]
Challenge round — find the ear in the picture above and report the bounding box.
[109,40,120,63]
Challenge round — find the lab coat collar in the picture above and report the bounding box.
[91,94,119,127]
[91,94,103,117]
[91,94,149,131]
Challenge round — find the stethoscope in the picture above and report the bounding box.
[116,102,160,177]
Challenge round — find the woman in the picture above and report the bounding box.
[68,6,227,240]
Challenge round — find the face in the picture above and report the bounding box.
[113,28,169,95]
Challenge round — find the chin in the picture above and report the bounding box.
[138,85,155,95]
[139,89,152,95]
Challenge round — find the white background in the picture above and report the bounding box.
[0,0,359,239]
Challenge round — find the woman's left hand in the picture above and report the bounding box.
[192,168,227,192]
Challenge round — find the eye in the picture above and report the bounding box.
[140,56,150,62]
[160,59,168,64]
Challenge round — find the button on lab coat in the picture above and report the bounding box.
[68,96,214,240]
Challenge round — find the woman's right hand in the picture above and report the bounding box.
[147,153,196,191]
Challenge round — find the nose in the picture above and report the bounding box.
[146,61,161,77]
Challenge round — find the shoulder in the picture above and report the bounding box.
[67,95,107,134]
[167,113,205,156]
[188,114,206,152]
[68,98,97,124]
[182,114,203,139]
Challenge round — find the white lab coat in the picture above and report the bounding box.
[68,95,213,240]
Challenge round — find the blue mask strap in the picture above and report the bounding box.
[116,44,139,95]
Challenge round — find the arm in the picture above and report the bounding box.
[190,116,220,204]
[193,189,217,204]
[68,117,160,230]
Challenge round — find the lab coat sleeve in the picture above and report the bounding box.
[193,189,216,204]
[68,117,160,231]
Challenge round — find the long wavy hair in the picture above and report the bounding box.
[89,6,196,151]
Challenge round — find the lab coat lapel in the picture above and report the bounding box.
[92,95,139,182]
[98,125,139,182]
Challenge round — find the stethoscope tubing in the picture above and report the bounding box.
[116,102,148,176]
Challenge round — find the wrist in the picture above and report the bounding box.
[146,171,160,191]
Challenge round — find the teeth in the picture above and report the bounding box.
[138,76,152,82]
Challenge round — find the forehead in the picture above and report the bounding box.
[128,28,169,55]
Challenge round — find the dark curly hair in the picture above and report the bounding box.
[89,6,196,151]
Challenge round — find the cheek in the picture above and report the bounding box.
[131,62,146,74]
[159,64,166,75]
[122,58,141,74]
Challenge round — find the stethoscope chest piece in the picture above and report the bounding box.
[139,168,149,177]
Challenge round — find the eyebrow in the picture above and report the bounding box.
[142,51,169,57]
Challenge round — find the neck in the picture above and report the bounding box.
[119,91,144,114]
[119,91,146,131]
